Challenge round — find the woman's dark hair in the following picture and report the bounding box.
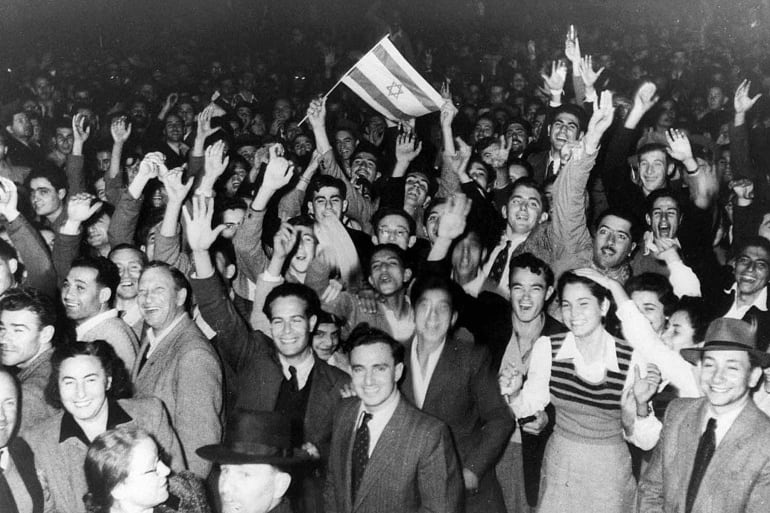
[45,340,133,408]
[625,272,678,317]
[83,425,153,513]
[672,296,708,343]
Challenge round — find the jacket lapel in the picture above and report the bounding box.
[340,402,359,513]
[672,400,708,507]
[400,340,416,405]
[353,399,408,510]
[421,338,460,410]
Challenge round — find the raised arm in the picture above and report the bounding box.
[56,193,103,285]
[155,161,194,273]
[108,152,162,247]
[107,117,132,206]
[732,79,762,182]
[0,177,57,297]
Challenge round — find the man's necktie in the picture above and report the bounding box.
[685,417,717,513]
[0,464,20,513]
[488,240,512,285]
[351,412,372,502]
[289,366,299,392]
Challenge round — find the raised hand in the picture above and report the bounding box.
[322,46,338,69]
[137,152,165,180]
[632,364,661,406]
[182,194,225,252]
[440,80,451,100]
[72,112,91,145]
[578,55,605,90]
[665,129,694,163]
[204,139,230,181]
[564,25,581,63]
[196,105,220,139]
[164,93,179,111]
[541,60,568,93]
[66,193,103,224]
[111,116,132,145]
[160,167,193,205]
[584,90,615,153]
[395,131,423,164]
[272,222,299,260]
[263,144,294,191]
[730,178,754,206]
[446,136,472,177]
[734,79,762,115]
[0,177,20,219]
[440,99,458,128]
[306,97,327,129]
[633,82,659,113]
[436,192,472,241]
[491,135,511,168]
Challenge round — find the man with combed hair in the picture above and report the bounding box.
[325,325,463,513]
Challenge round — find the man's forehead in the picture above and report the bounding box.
[640,149,667,162]
[371,248,404,265]
[313,186,342,199]
[510,267,547,286]
[30,177,54,189]
[553,113,579,126]
[56,127,73,135]
[510,185,542,203]
[651,197,679,211]
[739,246,770,260]
[353,152,377,163]
[600,215,632,232]
[378,214,409,229]
[406,171,429,184]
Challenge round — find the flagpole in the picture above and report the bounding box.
[298,35,391,126]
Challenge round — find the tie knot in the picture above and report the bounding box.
[705,417,717,432]
[289,366,297,379]
[361,412,372,427]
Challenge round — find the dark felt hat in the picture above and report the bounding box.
[680,318,770,368]
[197,409,311,465]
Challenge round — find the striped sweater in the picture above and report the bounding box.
[549,333,634,444]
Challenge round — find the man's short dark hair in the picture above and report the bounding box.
[25,162,68,193]
[371,208,416,237]
[263,282,320,320]
[0,286,57,329]
[509,253,554,289]
[70,256,120,308]
[409,274,459,312]
[595,207,643,243]
[625,272,677,317]
[108,244,149,267]
[346,323,405,364]
[636,143,671,166]
[645,188,681,216]
[304,175,346,205]
[734,236,770,260]
[551,104,588,133]
[510,177,549,214]
[505,117,532,136]
[368,243,410,278]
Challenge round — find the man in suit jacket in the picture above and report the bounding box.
[638,318,770,513]
[0,369,44,513]
[710,236,770,351]
[400,275,515,513]
[325,325,463,513]
[132,262,223,478]
[185,197,349,512]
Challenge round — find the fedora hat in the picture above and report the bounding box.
[197,409,311,465]
[681,318,770,368]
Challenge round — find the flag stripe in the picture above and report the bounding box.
[343,68,412,122]
[356,53,434,117]
[372,44,441,111]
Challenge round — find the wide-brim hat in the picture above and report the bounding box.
[197,409,312,466]
[681,318,770,368]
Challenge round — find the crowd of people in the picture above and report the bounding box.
[2,6,770,513]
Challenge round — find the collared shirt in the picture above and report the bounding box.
[146,313,186,358]
[357,392,400,457]
[706,398,748,447]
[554,330,620,383]
[724,285,768,320]
[382,299,414,344]
[482,232,528,298]
[75,309,119,339]
[410,340,446,409]
[278,351,315,390]
[120,303,143,329]
[59,399,133,445]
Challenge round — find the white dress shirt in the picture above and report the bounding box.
[410,340,446,409]
[357,392,401,456]
[146,313,186,358]
[482,232,528,298]
[278,351,315,390]
[724,285,768,319]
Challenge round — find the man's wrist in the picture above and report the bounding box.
[683,158,698,173]
[3,209,19,223]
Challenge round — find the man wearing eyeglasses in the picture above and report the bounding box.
[711,236,770,351]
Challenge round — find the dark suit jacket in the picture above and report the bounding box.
[2,437,44,513]
[638,397,770,513]
[401,335,514,513]
[325,396,463,513]
[190,273,350,461]
[526,150,550,186]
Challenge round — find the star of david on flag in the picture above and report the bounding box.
[339,35,444,124]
